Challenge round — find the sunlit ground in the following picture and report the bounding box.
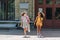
[0,29,60,40]
[0,35,60,40]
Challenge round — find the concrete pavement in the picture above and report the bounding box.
[0,29,60,40]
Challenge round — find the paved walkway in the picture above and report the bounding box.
[0,29,60,40]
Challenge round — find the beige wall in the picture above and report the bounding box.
[15,0,20,20]
[15,0,35,21]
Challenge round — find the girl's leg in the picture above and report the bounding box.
[37,25,41,34]
[38,26,41,34]
[38,26,44,37]
[24,28,26,36]
[37,25,42,37]
[24,28,28,37]
[37,25,41,38]
[37,26,39,35]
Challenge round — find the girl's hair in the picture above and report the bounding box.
[22,13,25,16]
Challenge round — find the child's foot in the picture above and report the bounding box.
[39,34,44,38]
[37,35,44,38]
[24,35,27,37]
[37,33,44,38]
[26,35,30,38]
[40,35,44,38]
[37,33,40,38]
[37,36,40,38]
[24,35,30,38]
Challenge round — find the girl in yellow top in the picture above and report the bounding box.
[34,12,45,38]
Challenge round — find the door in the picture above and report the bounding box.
[44,7,53,28]
[35,7,53,28]
[54,8,60,28]
[35,0,60,28]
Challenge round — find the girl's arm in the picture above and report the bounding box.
[28,17,30,23]
[27,16,30,23]
[34,17,37,25]
[20,17,23,27]
[41,12,45,17]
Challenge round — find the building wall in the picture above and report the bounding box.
[15,0,20,20]
[15,0,35,21]
[35,0,60,28]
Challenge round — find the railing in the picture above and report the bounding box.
[0,21,20,28]
[0,21,34,28]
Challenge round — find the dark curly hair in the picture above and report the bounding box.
[22,13,25,16]
[37,12,43,17]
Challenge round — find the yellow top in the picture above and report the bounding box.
[35,16,43,27]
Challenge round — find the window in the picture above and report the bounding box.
[8,0,15,20]
[55,8,60,20]
[20,3,29,9]
[38,0,43,4]
[0,2,1,12]
[0,1,5,20]
[56,0,60,4]
[46,0,53,5]
[0,0,15,20]
[0,1,1,20]
[46,8,52,19]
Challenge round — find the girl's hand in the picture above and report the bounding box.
[34,22,35,24]
[41,18,43,21]
[34,17,37,25]
[27,19,30,24]
[34,22,35,25]
[20,23,23,27]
